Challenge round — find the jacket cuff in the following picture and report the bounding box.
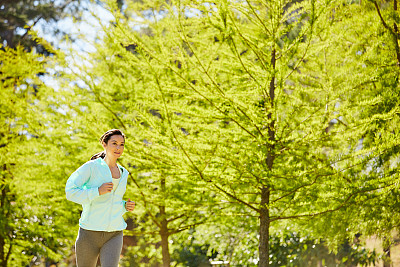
[122,200,127,213]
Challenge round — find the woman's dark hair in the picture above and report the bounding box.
[90,129,125,160]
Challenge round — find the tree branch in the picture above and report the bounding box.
[270,181,396,222]
[373,0,400,66]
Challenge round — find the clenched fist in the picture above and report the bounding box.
[125,198,135,212]
[99,182,113,195]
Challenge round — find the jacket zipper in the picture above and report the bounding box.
[106,190,114,231]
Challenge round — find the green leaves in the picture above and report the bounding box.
[0,42,80,266]
[91,1,385,265]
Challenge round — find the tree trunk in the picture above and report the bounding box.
[259,47,276,267]
[160,177,170,267]
[0,167,6,267]
[373,0,400,66]
[383,236,391,267]
[160,206,170,267]
[0,235,5,267]
[394,0,400,67]
[259,187,270,267]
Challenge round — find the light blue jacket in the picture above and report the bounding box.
[65,158,129,232]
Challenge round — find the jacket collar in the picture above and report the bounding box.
[96,158,127,180]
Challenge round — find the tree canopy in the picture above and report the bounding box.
[2,0,400,266]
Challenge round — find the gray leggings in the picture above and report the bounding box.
[75,227,123,267]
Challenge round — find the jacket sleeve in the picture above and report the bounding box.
[122,200,127,213]
[65,161,100,205]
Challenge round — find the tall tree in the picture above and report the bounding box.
[103,0,393,266]
[63,7,216,265]
[0,0,98,265]
[308,0,400,265]
[0,40,80,266]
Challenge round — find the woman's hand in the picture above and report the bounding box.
[98,182,113,195]
[125,198,135,212]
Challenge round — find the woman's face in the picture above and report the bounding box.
[102,134,125,158]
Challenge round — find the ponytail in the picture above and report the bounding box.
[90,151,106,160]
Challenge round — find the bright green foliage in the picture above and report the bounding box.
[0,43,77,266]
[307,0,400,259]
[109,0,358,214]
[272,1,400,264]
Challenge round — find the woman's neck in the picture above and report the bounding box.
[103,155,117,167]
